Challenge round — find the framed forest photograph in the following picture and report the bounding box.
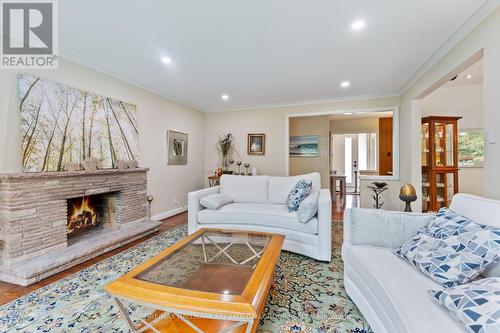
[18,74,139,172]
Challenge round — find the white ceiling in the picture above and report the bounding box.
[444,59,483,87]
[59,0,489,111]
[329,110,393,121]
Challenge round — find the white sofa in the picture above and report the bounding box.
[342,193,500,333]
[188,173,332,261]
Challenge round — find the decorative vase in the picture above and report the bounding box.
[399,184,417,212]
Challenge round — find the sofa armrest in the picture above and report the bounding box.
[317,188,332,261]
[188,186,220,234]
[343,208,433,248]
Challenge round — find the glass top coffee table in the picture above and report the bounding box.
[106,228,284,333]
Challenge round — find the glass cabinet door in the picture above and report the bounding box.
[422,171,430,212]
[422,123,429,167]
[434,122,455,167]
[435,173,446,210]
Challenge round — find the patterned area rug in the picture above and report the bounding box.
[0,224,371,333]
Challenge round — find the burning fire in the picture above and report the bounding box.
[67,196,98,234]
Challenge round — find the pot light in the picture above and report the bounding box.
[161,56,172,64]
[341,81,350,88]
[351,20,366,31]
[466,74,472,79]
[221,94,229,101]
[344,112,353,115]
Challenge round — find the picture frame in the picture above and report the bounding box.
[167,130,188,165]
[247,133,265,155]
[289,135,319,157]
[458,129,484,168]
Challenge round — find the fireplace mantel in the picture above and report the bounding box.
[0,167,160,286]
[0,167,150,180]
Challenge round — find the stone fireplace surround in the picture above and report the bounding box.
[0,168,160,286]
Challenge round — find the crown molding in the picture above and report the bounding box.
[205,93,400,113]
[58,50,205,112]
[398,0,500,95]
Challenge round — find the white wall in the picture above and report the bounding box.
[421,84,484,196]
[0,58,205,217]
[403,7,500,208]
[204,96,401,209]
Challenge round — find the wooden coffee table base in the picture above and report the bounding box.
[113,296,256,333]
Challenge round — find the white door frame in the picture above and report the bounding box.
[284,106,400,181]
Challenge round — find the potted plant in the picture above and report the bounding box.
[217,133,233,173]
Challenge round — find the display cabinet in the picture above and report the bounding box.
[421,116,461,212]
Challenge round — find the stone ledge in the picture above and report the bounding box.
[0,220,161,286]
[0,168,149,180]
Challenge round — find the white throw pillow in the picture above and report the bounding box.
[298,191,320,223]
[200,194,233,210]
[350,208,433,248]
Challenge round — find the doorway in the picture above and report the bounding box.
[331,133,377,193]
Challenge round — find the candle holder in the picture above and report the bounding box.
[244,163,250,175]
[236,161,242,175]
[229,159,235,174]
[146,195,154,220]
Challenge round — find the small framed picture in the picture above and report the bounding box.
[247,133,265,155]
[167,130,188,165]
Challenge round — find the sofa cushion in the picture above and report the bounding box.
[220,175,269,203]
[268,172,321,204]
[342,243,465,333]
[286,180,312,212]
[298,191,320,223]
[197,203,318,234]
[200,193,233,210]
[450,194,500,278]
[429,277,500,333]
[394,217,500,288]
[349,208,433,248]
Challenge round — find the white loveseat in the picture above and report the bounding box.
[188,173,332,261]
[342,194,500,333]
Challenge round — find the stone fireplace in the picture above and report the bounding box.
[0,168,160,286]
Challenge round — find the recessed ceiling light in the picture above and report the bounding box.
[221,94,229,101]
[466,74,472,79]
[161,56,172,64]
[351,20,366,31]
[341,81,350,88]
[344,112,353,115]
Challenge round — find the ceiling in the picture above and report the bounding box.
[329,111,393,121]
[59,0,489,111]
[444,59,483,88]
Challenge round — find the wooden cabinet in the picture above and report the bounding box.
[421,116,461,212]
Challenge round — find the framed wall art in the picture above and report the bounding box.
[167,130,188,165]
[247,133,265,155]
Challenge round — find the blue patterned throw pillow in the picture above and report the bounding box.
[394,209,500,288]
[286,179,312,212]
[429,277,500,333]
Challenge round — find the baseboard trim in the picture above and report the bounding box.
[151,206,188,221]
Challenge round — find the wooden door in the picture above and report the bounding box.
[378,117,393,176]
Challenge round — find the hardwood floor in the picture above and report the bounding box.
[0,195,358,306]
